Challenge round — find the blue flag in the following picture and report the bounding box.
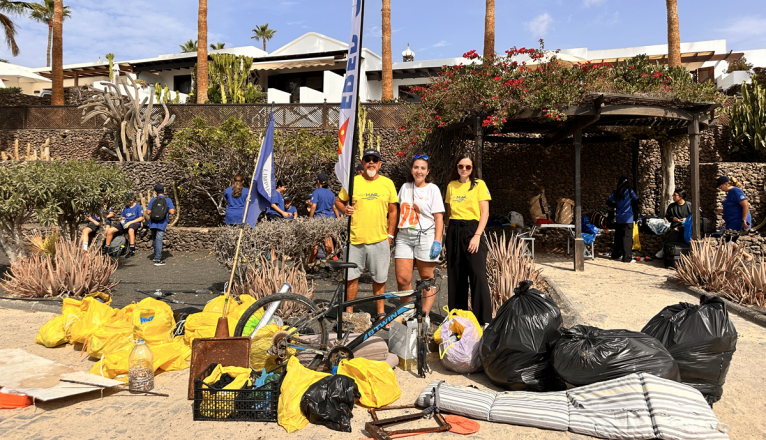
[245,112,276,227]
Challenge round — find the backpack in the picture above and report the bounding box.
[106,235,127,259]
[149,196,168,222]
[529,190,551,223]
[589,210,609,230]
[555,198,575,225]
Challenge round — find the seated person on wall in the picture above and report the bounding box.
[302,193,314,218]
[264,180,290,221]
[655,189,692,259]
[284,196,298,220]
[81,207,114,252]
[309,172,341,262]
[104,193,144,258]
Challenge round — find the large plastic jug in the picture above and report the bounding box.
[128,338,154,392]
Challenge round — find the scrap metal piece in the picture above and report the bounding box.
[365,405,451,440]
[187,337,250,400]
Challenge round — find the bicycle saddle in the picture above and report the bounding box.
[327,261,358,271]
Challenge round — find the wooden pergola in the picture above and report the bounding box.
[442,93,720,271]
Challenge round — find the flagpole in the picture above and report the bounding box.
[339,0,366,334]
[217,103,273,336]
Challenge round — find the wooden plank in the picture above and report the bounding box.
[600,105,694,120]
[574,129,584,272]
[689,113,701,240]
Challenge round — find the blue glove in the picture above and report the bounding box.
[429,241,442,259]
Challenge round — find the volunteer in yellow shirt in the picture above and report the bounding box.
[445,153,492,325]
[336,149,398,322]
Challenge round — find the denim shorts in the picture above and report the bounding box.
[395,228,437,262]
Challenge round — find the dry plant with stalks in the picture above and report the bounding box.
[25,229,58,257]
[1,235,119,298]
[676,239,765,307]
[485,232,544,315]
[233,255,314,317]
[1,139,53,162]
[215,217,347,270]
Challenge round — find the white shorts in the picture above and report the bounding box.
[395,228,437,262]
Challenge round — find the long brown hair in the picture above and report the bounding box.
[729,176,744,189]
[448,153,477,190]
[405,157,434,184]
[232,174,245,198]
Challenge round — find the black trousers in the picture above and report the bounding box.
[446,220,492,326]
[612,223,634,262]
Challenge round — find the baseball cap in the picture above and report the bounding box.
[362,149,381,160]
[715,176,730,188]
[317,172,328,182]
[305,193,313,201]
[355,163,364,171]
[284,195,292,202]
[125,192,135,200]
[154,184,164,193]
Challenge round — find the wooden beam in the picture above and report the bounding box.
[574,129,585,272]
[689,113,701,240]
[485,134,625,144]
[545,95,604,146]
[600,105,694,120]
[73,71,79,87]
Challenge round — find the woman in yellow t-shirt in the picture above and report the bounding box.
[444,153,492,325]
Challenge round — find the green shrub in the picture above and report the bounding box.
[0,87,22,94]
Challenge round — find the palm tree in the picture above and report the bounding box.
[483,0,495,63]
[1,0,35,57]
[29,0,70,67]
[50,0,62,105]
[179,39,197,53]
[251,23,276,52]
[381,0,392,101]
[210,42,224,50]
[665,0,681,67]
[196,0,208,103]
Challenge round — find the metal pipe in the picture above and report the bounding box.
[252,283,291,337]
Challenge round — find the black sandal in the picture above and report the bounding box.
[372,313,390,329]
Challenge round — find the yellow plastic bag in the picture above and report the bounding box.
[68,297,119,345]
[251,324,297,371]
[87,319,133,358]
[90,338,191,380]
[89,345,132,381]
[132,297,175,346]
[278,356,330,433]
[35,315,68,348]
[184,312,219,344]
[84,291,112,305]
[337,357,401,408]
[199,364,253,418]
[632,222,642,251]
[62,298,82,317]
[434,307,482,344]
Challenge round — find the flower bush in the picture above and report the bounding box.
[400,40,724,149]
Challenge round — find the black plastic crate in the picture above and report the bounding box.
[193,363,285,422]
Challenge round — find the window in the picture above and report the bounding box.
[694,67,714,84]
[174,75,192,94]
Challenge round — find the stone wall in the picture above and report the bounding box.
[130,227,219,253]
[0,129,115,161]
[0,87,96,107]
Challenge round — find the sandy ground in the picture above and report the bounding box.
[0,253,764,439]
[536,254,766,439]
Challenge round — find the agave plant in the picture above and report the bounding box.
[233,255,314,317]
[485,232,543,315]
[1,236,118,298]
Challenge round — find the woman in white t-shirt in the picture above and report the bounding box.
[394,155,445,324]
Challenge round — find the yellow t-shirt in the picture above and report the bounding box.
[339,175,399,245]
[445,179,492,221]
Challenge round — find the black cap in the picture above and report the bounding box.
[154,184,164,193]
[362,149,382,160]
[317,172,328,182]
[125,192,135,200]
[305,193,313,200]
[355,163,364,171]
[715,176,730,188]
[284,195,292,202]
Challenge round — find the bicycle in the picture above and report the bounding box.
[233,260,439,378]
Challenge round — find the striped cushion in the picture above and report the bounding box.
[415,380,496,421]
[640,373,729,440]
[567,373,655,439]
[489,390,569,431]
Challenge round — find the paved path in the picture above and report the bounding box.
[537,254,766,439]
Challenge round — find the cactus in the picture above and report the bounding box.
[728,81,766,159]
[1,139,53,162]
[105,53,115,81]
[208,53,255,104]
[154,83,162,103]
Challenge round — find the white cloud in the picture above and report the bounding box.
[433,40,448,48]
[718,16,766,45]
[583,0,606,6]
[526,13,553,39]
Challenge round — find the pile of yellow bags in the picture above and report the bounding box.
[184,295,256,343]
[35,293,191,382]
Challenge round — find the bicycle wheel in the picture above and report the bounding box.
[233,293,329,369]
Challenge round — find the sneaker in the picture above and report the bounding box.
[126,251,135,258]
[655,249,665,259]
[626,259,637,264]
[154,260,166,266]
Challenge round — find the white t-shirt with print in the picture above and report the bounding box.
[397,182,445,231]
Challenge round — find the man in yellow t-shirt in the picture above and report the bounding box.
[336,149,398,320]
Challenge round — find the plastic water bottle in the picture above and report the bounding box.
[128,339,154,392]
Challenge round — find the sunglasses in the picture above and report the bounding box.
[414,154,429,160]
[362,156,380,163]
[458,164,472,170]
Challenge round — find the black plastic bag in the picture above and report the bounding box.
[300,375,360,432]
[553,325,680,386]
[641,296,737,404]
[480,281,565,391]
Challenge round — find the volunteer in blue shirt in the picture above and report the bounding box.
[715,176,753,262]
[81,206,113,252]
[148,184,176,266]
[222,174,249,225]
[105,193,143,258]
[284,196,298,220]
[608,176,639,263]
[264,180,289,221]
[309,173,340,219]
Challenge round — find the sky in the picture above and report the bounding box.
[2,0,766,68]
